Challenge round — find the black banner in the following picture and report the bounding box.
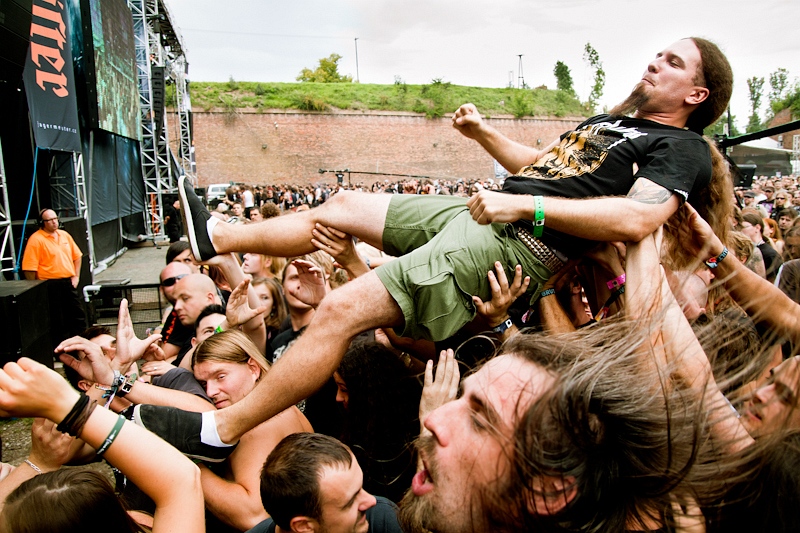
[22,0,81,152]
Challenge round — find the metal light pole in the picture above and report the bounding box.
[354,38,360,83]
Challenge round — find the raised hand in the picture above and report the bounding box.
[115,299,161,373]
[452,103,485,140]
[0,358,79,422]
[56,336,113,385]
[28,418,82,473]
[288,259,327,309]
[473,262,530,327]
[419,349,460,435]
[225,278,267,328]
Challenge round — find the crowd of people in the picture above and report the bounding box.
[0,36,799,533]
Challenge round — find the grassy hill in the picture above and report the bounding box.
[183,80,592,120]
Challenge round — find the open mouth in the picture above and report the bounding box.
[411,459,435,496]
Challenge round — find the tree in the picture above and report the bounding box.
[746,76,764,133]
[768,68,789,110]
[705,113,740,137]
[553,61,576,97]
[583,43,605,110]
[296,53,353,83]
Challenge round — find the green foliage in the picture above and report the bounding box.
[508,91,533,118]
[768,68,789,108]
[297,53,353,83]
[746,76,765,133]
[704,113,740,137]
[187,81,590,119]
[553,61,576,97]
[227,76,239,91]
[583,43,605,111]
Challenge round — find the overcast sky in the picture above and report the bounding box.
[165,0,799,132]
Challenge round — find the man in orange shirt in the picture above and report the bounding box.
[22,208,86,342]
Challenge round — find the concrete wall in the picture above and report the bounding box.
[192,110,582,187]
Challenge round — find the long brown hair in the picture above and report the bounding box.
[2,469,145,532]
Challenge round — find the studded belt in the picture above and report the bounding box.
[515,227,565,273]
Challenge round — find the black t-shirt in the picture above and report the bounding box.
[502,114,712,258]
[246,496,403,533]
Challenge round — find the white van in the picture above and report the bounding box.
[206,183,229,204]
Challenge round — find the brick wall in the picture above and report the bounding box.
[192,110,582,187]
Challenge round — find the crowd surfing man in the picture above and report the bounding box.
[156,37,734,460]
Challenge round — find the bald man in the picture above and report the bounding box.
[159,262,195,360]
[170,274,222,365]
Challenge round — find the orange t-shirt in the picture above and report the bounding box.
[21,229,82,280]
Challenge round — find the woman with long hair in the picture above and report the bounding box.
[250,277,288,344]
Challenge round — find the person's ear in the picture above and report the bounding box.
[527,475,577,516]
[686,86,709,106]
[191,337,197,348]
[246,357,262,380]
[77,380,91,392]
[289,516,317,533]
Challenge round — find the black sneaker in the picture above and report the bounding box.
[178,175,218,261]
[133,404,235,462]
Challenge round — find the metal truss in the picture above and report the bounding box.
[0,140,17,279]
[127,0,194,239]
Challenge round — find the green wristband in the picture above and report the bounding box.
[532,196,545,238]
[96,414,126,456]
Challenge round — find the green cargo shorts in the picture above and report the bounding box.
[375,195,553,342]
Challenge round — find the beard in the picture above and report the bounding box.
[608,81,650,118]
[398,436,439,533]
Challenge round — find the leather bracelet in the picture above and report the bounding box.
[56,394,97,437]
[492,318,514,335]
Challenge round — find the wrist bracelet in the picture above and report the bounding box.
[96,414,126,456]
[24,459,42,474]
[57,394,97,437]
[117,372,138,398]
[492,318,513,335]
[532,196,545,238]
[540,288,556,298]
[606,274,626,290]
[704,247,728,269]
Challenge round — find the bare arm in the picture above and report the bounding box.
[23,271,36,281]
[467,178,680,242]
[679,203,800,344]
[0,359,205,533]
[200,411,305,530]
[209,255,268,350]
[452,103,556,173]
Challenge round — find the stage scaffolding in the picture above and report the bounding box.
[128,0,196,240]
[0,140,17,277]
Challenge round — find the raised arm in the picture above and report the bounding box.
[679,203,800,344]
[0,358,204,533]
[452,103,556,173]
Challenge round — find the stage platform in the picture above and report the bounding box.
[94,241,172,286]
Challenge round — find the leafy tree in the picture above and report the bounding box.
[553,61,576,97]
[746,76,764,133]
[296,53,353,83]
[768,68,789,111]
[705,113,740,137]
[583,43,605,110]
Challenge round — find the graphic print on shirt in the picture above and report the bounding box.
[516,120,649,180]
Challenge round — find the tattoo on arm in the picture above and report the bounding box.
[626,178,673,205]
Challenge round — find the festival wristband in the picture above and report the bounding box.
[532,196,545,238]
[704,247,728,269]
[96,414,126,456]
[492,318,513,334]
[606,274,626,290]
[539,288,556,298]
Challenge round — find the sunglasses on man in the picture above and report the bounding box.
[160,274,188,287]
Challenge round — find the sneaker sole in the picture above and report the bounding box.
[178,175,203,261]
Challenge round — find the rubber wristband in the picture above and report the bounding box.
[214,324,225,334]
[704,247,728,269]
[532,196,545,238]
[606,274,626,290]
[540,288,556,298]
[96,414,126,456]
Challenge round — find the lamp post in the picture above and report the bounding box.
[354,37,360,83]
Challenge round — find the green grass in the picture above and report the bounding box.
[178,80,591,119]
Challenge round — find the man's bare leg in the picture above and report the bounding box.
[214,271,403,443]
[180,177,393,260]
